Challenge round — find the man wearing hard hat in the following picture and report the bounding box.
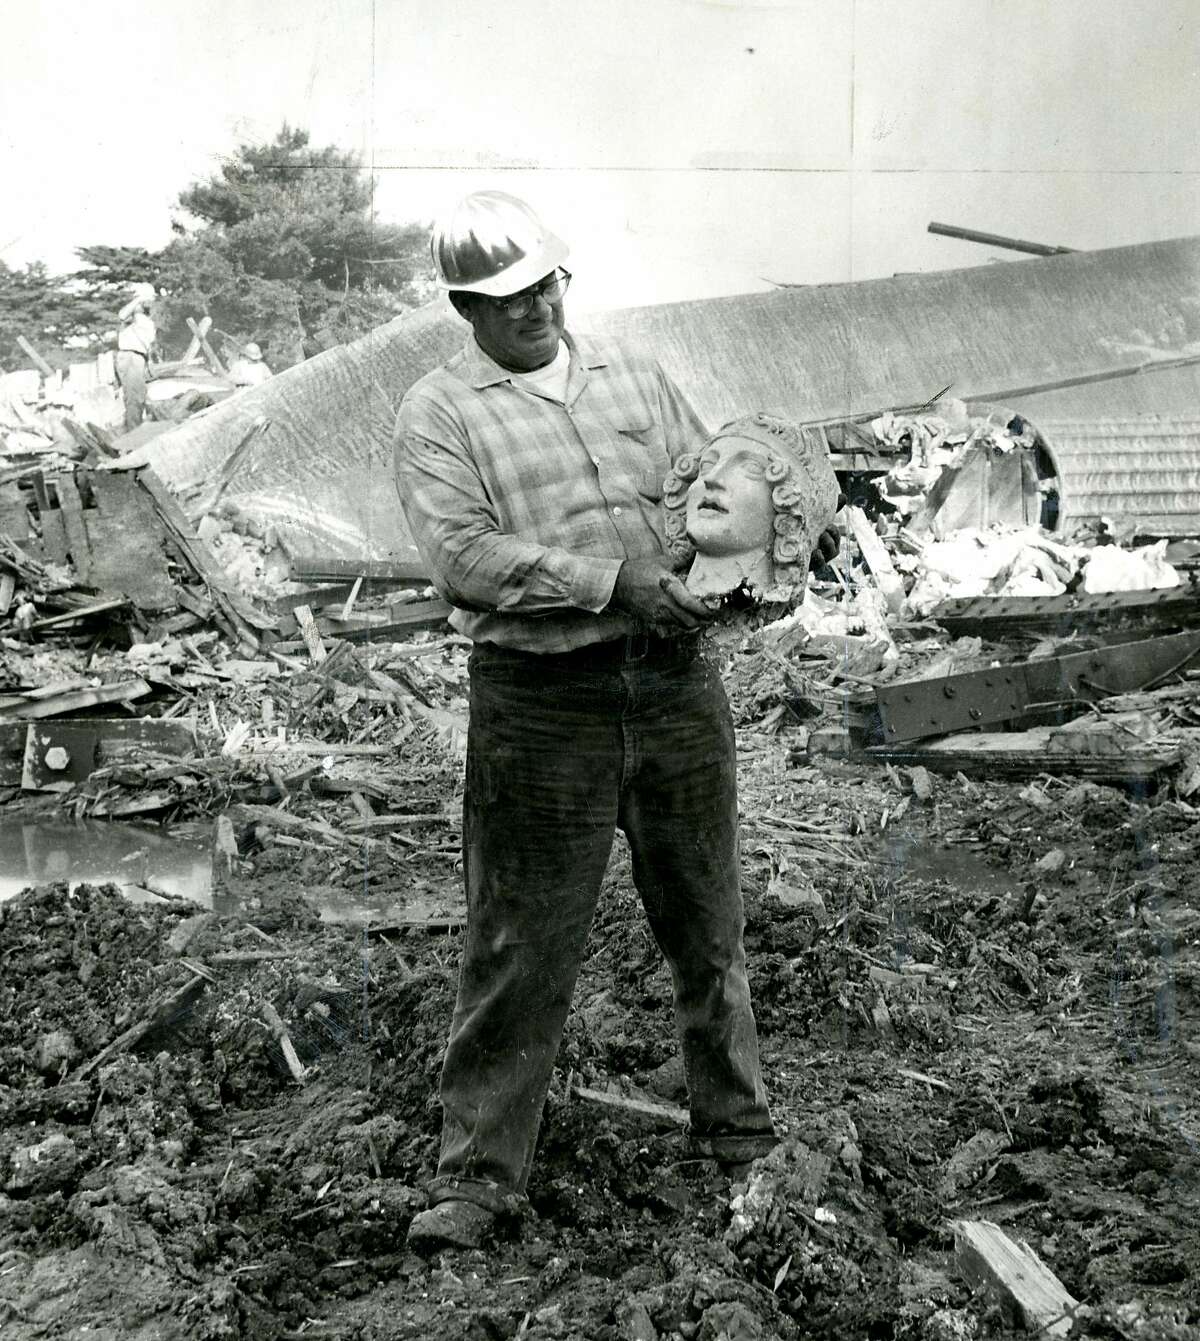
[115,282,158,431]
[395,192,798,1250]
[227,342,273,389]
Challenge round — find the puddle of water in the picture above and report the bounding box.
[0,819,464,928]
[0,820,213,907]
[872,833,1020,897]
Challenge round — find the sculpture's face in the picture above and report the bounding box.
[685,436,777,558]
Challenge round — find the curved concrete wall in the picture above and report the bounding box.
[1039,417,1200,535]
[141,234,1200,556]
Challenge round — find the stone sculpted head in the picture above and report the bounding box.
[662,413,839,604]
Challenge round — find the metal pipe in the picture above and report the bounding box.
[803,347,1200,430]
[928,221,1075,256]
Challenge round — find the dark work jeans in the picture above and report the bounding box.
[428,633,776,1214]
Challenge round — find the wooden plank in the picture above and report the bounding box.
[0,678,151,721]
[571,1084,689,1129]
[259,741,392,758]
[135,468,268,646]
[16,335,54,378]
[193,416,269,520]
[235,802,347,844]
[52,473,92,583]
[319,599,453,643]
[175,585,216,620]
[0,572,14,615]
[290,557,430,586]
[84,469,177,611]
[260,1000,306,1085]
[341,813,452,835]
[26,596,130,631]
[866,732,1180,784]
[61,418,115,460]
[273,583,358,615]
[0,678,90,706]
[293,604,327,664]
[71,974,209,1081]
[186,316,227,375]
[212,813,239,895]
[38,504,70,566]
[953,1220,1078,1337]
[0,480,32,542]
[845,506,904,612]
[179,315,212,366]
[339,576,363,622]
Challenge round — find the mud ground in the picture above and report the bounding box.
[2,726,1199,1340]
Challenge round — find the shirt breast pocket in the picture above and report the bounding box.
[613,417,668,501]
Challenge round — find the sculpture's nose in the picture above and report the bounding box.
[702,457,731,488]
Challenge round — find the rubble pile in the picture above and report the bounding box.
[1,341,250,467]
[1,360,125,462]
[1,438,1199,1337]
[865,400,1043,522]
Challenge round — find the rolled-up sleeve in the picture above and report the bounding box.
[395,399,622,617]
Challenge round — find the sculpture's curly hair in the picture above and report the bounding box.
[662,412,825,589]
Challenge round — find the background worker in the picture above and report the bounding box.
[114,282,157,431]
[228,341,273,389]
[395,191,836,1252]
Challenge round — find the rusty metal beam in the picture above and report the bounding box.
[929,585,1200,639]
[875,629,1200,743]
[927,221,1075,256]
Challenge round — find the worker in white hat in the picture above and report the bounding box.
[228,340,272,389]
[395,191,804,1251]
[115,283,158,431]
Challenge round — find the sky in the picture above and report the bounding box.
[1,0,1198,313]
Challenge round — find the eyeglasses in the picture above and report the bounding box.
[484,270,571,319]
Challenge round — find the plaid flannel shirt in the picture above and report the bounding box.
[394,331,709,653]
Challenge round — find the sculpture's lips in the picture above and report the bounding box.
[697,498,727,513]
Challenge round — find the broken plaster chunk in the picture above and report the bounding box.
[7,1133,78,1194]
[1034,849,1066,874]
[35,1029,80,1074]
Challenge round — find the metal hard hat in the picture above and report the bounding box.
[243,342,263,360]
[432,191,569,297]
[131,282,156,302]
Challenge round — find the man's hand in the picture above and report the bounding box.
[809,525,841,570]
[809,492,847,571]
[608,556,716,632]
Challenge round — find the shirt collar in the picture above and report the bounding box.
[461,330,607,390]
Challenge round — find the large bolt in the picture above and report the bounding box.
[44,747,70,771]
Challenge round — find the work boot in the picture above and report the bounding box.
[406,1199,496,1251]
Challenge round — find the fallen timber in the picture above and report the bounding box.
[952,1220,1080,1338]
[865,729,1181,786]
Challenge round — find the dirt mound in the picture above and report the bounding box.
[2,737,1199,1339]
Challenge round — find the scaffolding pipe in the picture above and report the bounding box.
[928,221,1075,256]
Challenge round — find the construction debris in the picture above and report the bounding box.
[3,354,1200,1340]
[953,1219,1080,1337]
